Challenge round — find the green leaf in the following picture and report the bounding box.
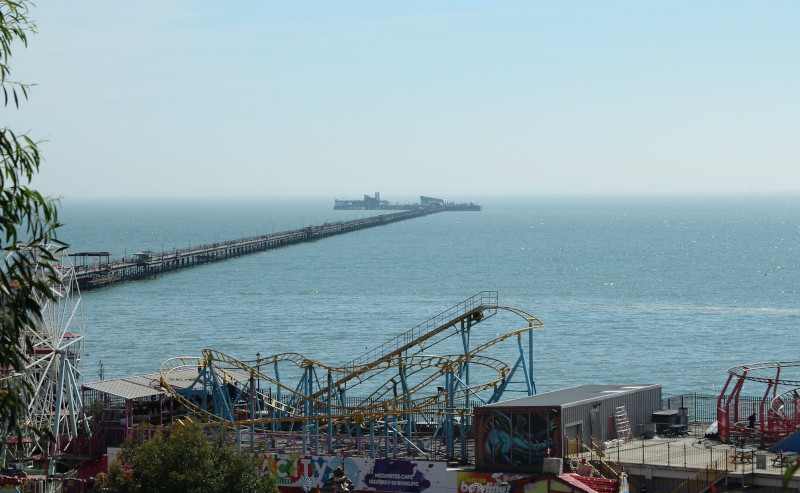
[783,458,800,489]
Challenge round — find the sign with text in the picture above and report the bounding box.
[260,454,451,493]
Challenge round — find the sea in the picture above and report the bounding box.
[55,193,800,398]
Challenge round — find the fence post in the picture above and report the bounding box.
[684,443,687,468]
[667,442,670,468]
[710,447,713,467]
[642,440,645,464]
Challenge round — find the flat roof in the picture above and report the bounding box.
[479,384,661,409]
[83,368,250,401]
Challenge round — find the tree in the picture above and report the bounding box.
[0,0,64,439]
[96,423,279,493]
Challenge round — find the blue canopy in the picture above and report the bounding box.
[769,430,800,453]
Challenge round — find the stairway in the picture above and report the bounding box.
[614,406,632,443]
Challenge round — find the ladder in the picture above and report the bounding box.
[614,406,633,442]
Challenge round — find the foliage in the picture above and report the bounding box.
[95,423,279,493]
[783,457,799,489]
[0,0,63,438]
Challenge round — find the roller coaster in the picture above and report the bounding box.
[159,291,543,462]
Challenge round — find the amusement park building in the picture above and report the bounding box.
[474,385,662,473]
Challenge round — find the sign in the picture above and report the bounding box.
[260,454,450,492]
[457,472,528,493]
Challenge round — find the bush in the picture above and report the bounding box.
[96,423,278,493]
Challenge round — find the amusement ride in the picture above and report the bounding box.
[159,291,544,461]
[717,361,800,445]
[1,250,86,489]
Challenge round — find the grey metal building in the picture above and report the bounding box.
[474,384,662,473]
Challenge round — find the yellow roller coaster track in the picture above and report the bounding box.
[159,304,542,429]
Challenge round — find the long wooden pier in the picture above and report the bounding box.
[72,206,445,291]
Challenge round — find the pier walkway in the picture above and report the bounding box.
[72,206,443,291]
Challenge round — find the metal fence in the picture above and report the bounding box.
[661,393,765,423]
[569,433,798,475]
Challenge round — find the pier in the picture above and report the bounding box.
[71,206,449,291]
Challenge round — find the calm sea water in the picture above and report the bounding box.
[57,194,800,397]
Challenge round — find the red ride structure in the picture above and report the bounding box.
[717,361,800,445]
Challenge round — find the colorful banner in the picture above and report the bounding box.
[259,454,452,492]
[456,472,531,493]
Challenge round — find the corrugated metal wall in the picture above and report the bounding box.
[560,385,662,446]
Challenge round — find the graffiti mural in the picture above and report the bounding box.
[259,454,451,492]
[474,409,560,473]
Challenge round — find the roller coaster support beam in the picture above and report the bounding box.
[369,420,376,458]
[487,359,520,405]
[385,421,427,458]
[306,364,323,454]
[517,334,534,395]
[528,328,536,395]
[390,414,400,457]
[301,366,312,453]
[273,359,281,402]
[201,364,208,412]
[327,369,334,452]
[207,361,236,421]
[398,357,414,435]
[459,319,473,421]
[269,364,278,431]
[250,372,256,451]
[460,409,468,462]
[445,365,455,458]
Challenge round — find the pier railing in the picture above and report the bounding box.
[72,207,445,290]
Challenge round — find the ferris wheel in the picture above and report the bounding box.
[19,253,87,456]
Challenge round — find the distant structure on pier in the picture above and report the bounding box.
[334,192,482,211]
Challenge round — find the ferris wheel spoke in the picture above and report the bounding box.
[16,249,86,457]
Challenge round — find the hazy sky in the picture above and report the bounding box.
[6,1,799,199]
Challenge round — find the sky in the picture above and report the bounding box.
[5,1,799,199]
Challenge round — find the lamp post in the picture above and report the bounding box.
[255,352,261,394]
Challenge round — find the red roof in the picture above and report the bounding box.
[561,474,619,493]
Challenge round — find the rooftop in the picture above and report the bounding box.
[82,368,249,401]
[479,384,661,408]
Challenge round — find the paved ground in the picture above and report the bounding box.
[570,423,798,477]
